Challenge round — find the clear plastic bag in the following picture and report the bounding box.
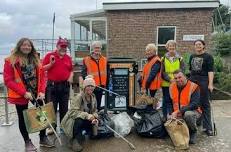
[111,112,134,137]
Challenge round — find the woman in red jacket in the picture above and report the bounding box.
[3,38,54,151]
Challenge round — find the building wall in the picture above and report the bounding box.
[106,8,214,60]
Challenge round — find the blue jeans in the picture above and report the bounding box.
[162,87,173,119]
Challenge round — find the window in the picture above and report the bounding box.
[73,19,107,53]
[75,20,90,41]
[157,26,176,56]
[92,20,106,40]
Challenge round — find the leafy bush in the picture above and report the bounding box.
[213,53,224,72]
[182,52,191,75]
[212,32,231,56]
[214,72,231,93]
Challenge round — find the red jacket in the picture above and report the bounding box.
[3,57,45,105]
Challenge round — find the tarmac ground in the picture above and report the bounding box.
[0,100,231,152]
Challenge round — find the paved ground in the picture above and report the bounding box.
[0,100,231,152]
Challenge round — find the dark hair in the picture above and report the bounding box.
[173,69,184,75]
[10,38,40,66]
[194,39,205,46]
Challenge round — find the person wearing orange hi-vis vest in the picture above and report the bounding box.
[3,38,54,151]
[169,70,202,144]
[141,43,161,97]
[80,41,107,111]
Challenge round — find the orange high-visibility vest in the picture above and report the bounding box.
[169,80,202,113]
[141,56,161,90]
[84,56,107,86]
[6,58,41,99]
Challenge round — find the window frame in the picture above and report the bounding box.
[156,26,176,55]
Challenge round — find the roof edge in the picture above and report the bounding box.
[103,1,220,10]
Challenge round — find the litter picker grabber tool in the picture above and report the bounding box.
[209,91,217,136]
[96,85,121,96]
[96,86,136,150]
[96,85,127,110]
[105,124,136,150]
[32,97,62,145]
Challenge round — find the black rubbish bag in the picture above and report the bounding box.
[133,106,166,138]
[96,113,114,138]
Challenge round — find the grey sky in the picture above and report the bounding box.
[0,0,229,55]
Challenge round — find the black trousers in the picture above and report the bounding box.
[94,88,103,111]
[73,118,93,141]
[162,87,173,119]
[190,76,212,131]
[15,104,46,142]
[145,89,157,97]
[46,80,70,123]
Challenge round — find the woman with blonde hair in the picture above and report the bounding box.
[141,43,162,97]
[161,40,185,120]
[3,38,54,151]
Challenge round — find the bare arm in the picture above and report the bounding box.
[208,72,214,92]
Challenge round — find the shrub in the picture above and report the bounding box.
[182,52,191,75]
[215,72,231,93]
[212,32,231,56]
[213,53,224,72]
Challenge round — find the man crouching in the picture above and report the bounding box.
[169,70,202,144]
[61,75,98,152]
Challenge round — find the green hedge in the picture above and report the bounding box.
[214,72,231,93]
[212,32,231,56]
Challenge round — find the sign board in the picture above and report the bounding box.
[107,68,129,110]
[183,35,204,41]
[106,58,137,111]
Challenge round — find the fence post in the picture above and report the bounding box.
[1,86,13,126]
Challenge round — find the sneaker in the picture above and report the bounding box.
[25,139,37,151]
[47,127,54,135]
[189,132,197,144]
[39,136,55,148]
[72,139,83,152]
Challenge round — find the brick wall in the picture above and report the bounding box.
[106,8,214,60]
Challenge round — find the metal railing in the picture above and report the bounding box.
[0,85,14,126]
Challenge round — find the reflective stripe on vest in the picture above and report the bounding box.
[161,57,180,87]
[141,56,161,90]
[84,56,107,86]
[169,80,201,113]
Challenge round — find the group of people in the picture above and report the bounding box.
[140,39,214,144]
[3,37,107,152]
[3,37,73,151]
[3,37,214,151]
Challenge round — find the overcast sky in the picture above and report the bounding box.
[0,0,230,55]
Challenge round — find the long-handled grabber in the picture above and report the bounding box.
[96,85,120,96]
[105,124,136,150]
[33,98,62,145]
[209,91,217,136]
